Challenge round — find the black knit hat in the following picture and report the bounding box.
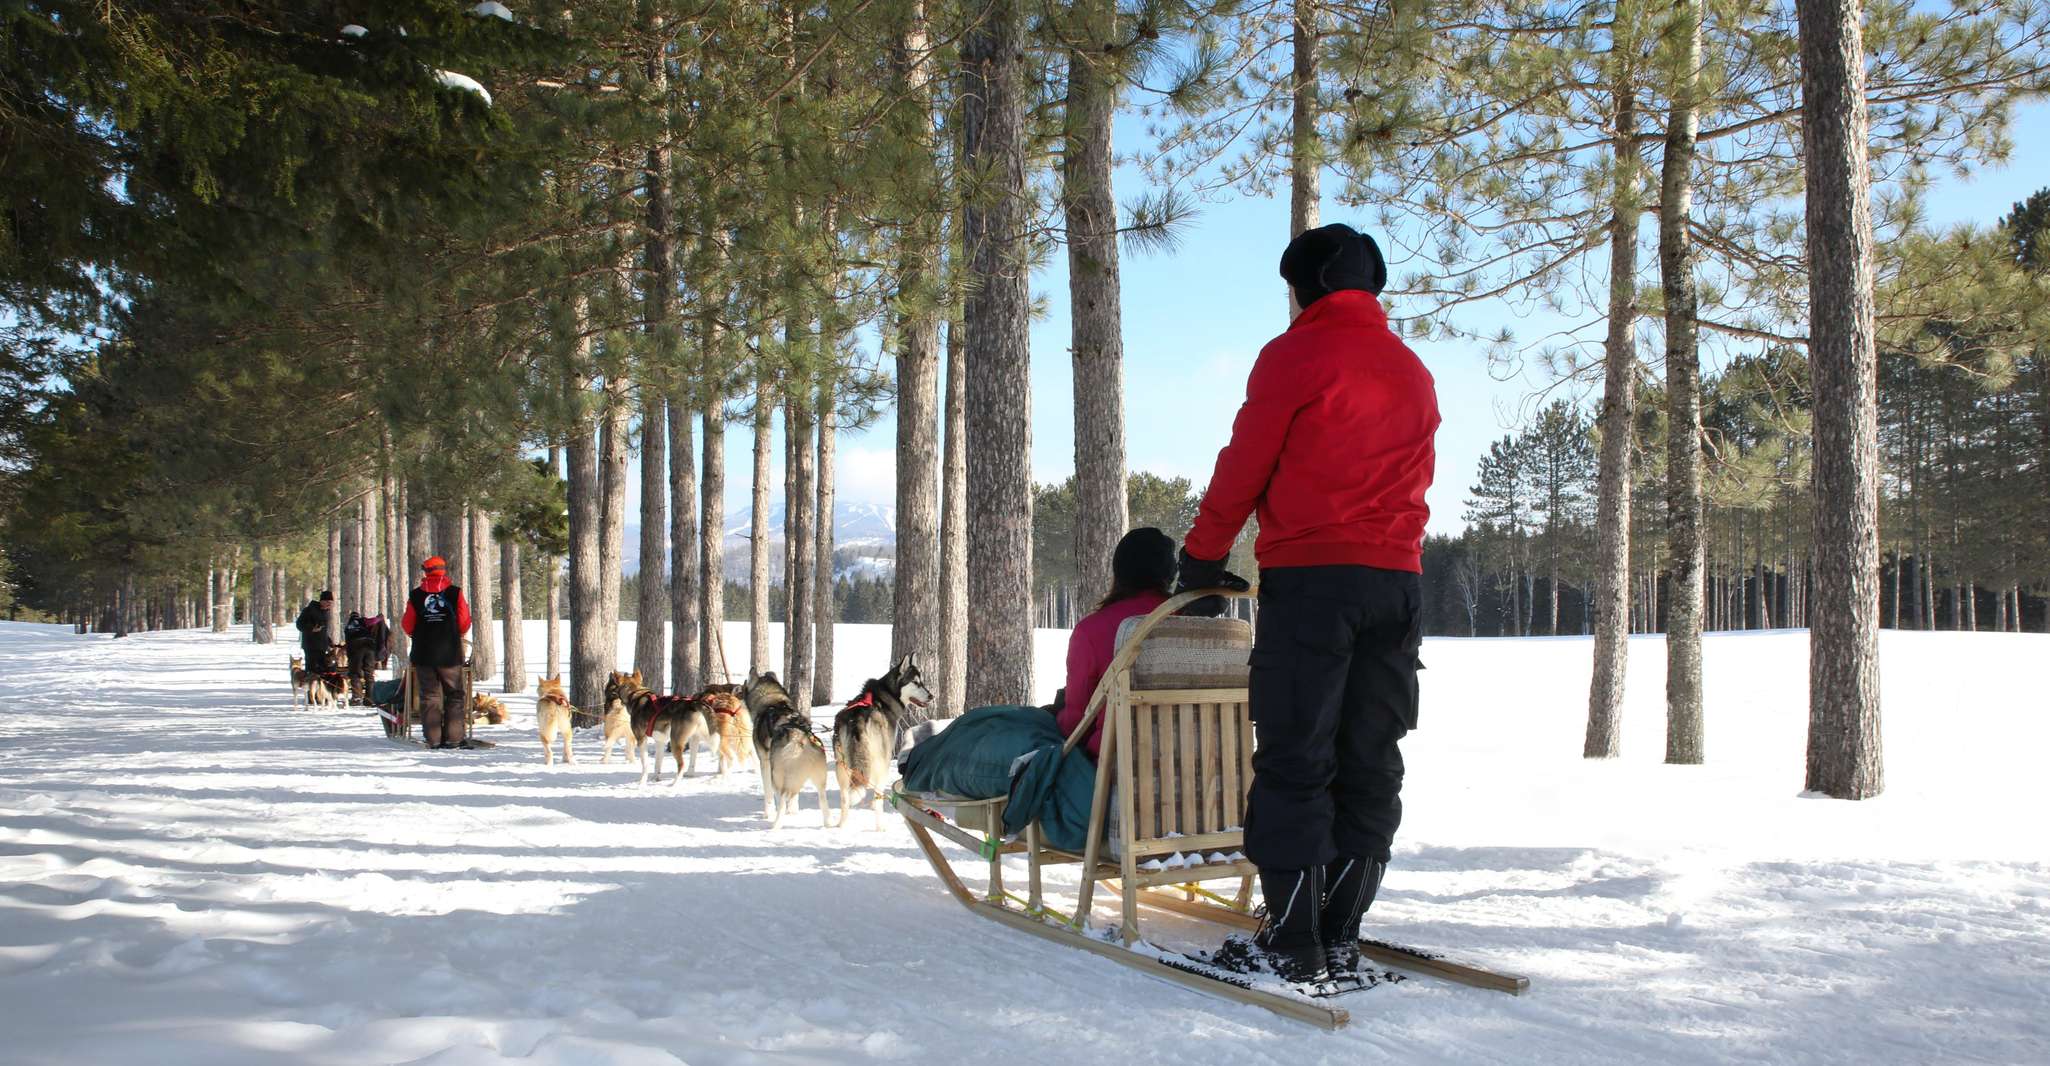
[1279,223,1387,308]
[1112,528,1177,591]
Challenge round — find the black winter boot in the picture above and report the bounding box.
[1212,867,1329,984]
[1320,856,1386,975]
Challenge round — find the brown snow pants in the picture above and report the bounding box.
[416,665,467,747]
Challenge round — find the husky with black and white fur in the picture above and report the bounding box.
[832,653,936,830]
[606,671,715,787]
[743,671,831,828]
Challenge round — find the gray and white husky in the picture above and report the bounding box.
[743,672,831,828]
[832,653,936,830]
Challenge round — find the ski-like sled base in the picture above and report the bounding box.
[896,796,1353,1029]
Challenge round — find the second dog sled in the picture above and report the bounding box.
[375,664,496,748]
[891,588,1527,1029]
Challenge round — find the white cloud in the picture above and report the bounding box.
[835,445,896,505]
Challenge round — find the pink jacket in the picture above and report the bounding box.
[1057,591,1168,758]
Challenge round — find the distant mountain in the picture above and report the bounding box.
[623,500,897,576]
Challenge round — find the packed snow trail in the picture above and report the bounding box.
[2,620,2047,1064]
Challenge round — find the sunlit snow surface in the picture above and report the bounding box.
[1,619,2045,1064]
[433,70,492,106]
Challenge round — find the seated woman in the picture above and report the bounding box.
[1057,527,1178,757]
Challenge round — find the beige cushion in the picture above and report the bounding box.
[1114,614,1252,690]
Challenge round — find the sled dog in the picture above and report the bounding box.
[833,653,935,829]
[608,671,714,787]
[536,675,576,765]
[744,672,831,828]
[701,687,754,776]
[470,692,508,726]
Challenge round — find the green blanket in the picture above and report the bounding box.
[897,705,1100,852]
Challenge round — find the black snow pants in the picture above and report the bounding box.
[1242,565,1421,870]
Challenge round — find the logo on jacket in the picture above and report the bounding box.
[421,593,450,622]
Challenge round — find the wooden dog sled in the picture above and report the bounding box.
[378,664,496,748]
[892,588,1526,1029]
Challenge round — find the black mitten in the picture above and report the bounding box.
[1175,548,1249,617]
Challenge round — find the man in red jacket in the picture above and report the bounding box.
[401,556,474,749]
[1179,223,1440,984]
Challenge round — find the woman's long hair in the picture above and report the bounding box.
[1096,528,1177,611]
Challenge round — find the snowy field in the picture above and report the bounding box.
[2,619,2047,1065]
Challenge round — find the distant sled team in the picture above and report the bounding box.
[490,654,933,832]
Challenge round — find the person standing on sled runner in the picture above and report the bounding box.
[295,590,338,674]
[1177,223,1440,985]
[342,610,392,706]
[402,556,474,749]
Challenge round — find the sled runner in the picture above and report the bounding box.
[892,588,1527,1028]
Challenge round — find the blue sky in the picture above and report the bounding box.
[644,100,2050,541]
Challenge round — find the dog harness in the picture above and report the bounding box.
[634,694,688,737]
[840,689,876,712]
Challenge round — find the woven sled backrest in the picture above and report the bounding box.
[1113,614,1252,691]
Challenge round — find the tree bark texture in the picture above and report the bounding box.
[1584,72,1640,760]
[251,543,273,644]
[670,398,700,695]
[636,398,669,689]
[786,391,817,710]
[599,381,631,681]
[1661,0,1706,765]
[469,507,496,681]
[750,377,774,677]
[701,403,727,683]
[547,446,563,680]
[1799,0,1885,799]
[1290,0,1321,246]
[894,300,943,683]
[938,316,969,717]
[961,0,1036,707]
[815,389,837,705]
[1065,0,1130,604]
[501,536,525,692]
[327,523,342,610]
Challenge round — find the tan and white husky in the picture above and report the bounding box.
[536,675,577,765]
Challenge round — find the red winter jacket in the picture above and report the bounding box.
[1184,291,1439,573]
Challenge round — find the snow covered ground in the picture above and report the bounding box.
[2,619,2046,1064]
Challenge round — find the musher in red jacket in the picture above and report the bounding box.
[1178,224,1440,983]
[401,556,474,749]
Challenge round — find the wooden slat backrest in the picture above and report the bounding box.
[1120,693,1254,854]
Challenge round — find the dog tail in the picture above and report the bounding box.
[838,714,873,790]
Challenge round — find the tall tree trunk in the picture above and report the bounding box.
[1662,0,1707,761]
[1799,0,1884,799]
[438,508,465,588]
[569,413,604,708]
[470,507,496,681]
[1289,0,1321,249]
[891,0,943,709]
[750,375,774,676]
[815,388,837,704]
[251,544,273,644]
[938,317,969,717]
[701,403,727,683]
[1584,69,1641,760]
[641,6,681,694]
[327,523,341,606]
[382,450,406,659]
[961,0,1035,707]
[786,390,817,710]
[671,398,701,695]
[211,563,231,633]
[636,398,668,689]
[894,307,943,684]
[501,536,525,693]
[1065,0,1129,603]
[360,492,377,617]
[599,380,631,682]
[546,446,562,680]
